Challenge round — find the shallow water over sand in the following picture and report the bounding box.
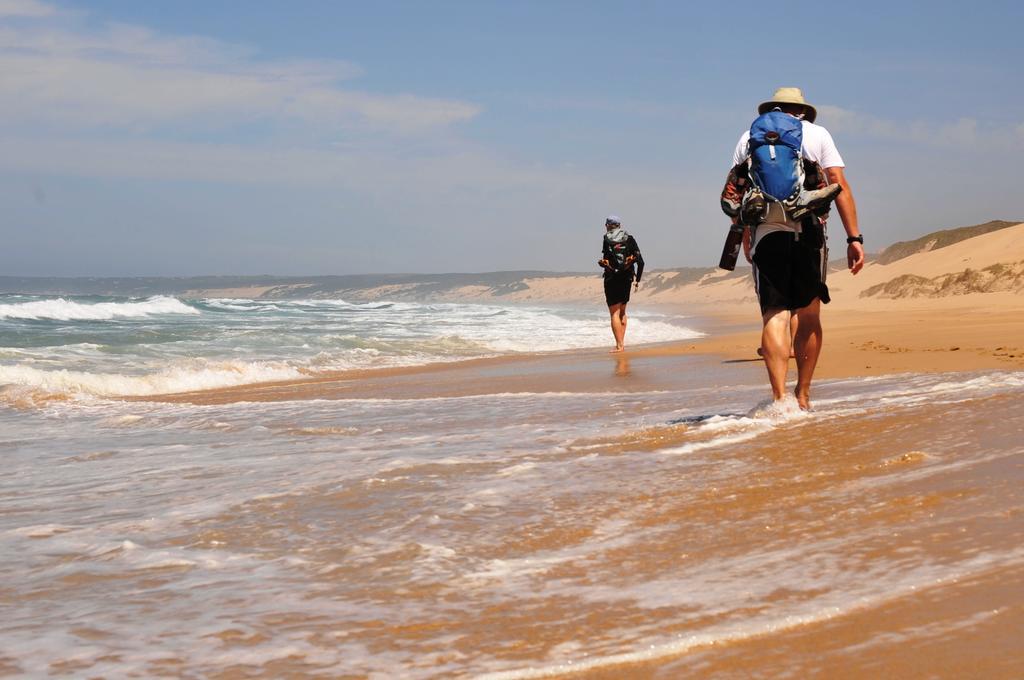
[0,295,701,399]
[2,355,1022,678]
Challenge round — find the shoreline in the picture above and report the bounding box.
[9,275,1023,679]
[140,293,1024,406]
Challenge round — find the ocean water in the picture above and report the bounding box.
[2,294,1023,678]
[0,294,701,399]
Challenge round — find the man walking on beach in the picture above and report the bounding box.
[732,87,865,409]
[598,215,644,353]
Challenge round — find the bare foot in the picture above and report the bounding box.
[609,346,625,353]
[794,388,811,411]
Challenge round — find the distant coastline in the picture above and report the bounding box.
[0,268,728,303]
[2,219,1021,307]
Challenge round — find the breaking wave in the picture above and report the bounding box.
[0,296,198,321]
[0,360,302,399]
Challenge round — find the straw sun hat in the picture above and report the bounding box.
[757,87,817,123]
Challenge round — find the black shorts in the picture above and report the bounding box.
[752,230,830,314]
[604,272,632,306]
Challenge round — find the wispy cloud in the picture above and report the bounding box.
[0,133,689,204]
[0,0,706,273]
[818,104,1023,152]
[0,3,480,133]
[0,0,54,18]
[515,93,674,117]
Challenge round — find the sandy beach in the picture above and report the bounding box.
[154,221,1024,407]
[118,345,1023,680]
[681,293,1024,381]
[685,221,1024,380]
[151,294,1023,407]
[3,222,1023,679]
[5,1,1023,674]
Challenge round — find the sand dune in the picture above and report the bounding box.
[872,219,1021,265]
[671,222,1024,379]
[422,221,1024,309]
[654,220,1024,307]
[829,221,1024,301]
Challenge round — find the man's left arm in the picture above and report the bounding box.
[824,166,865,275]
[629,236,645,288]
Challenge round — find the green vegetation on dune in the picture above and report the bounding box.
[861,261,1024,298]
[875,220,1021,265]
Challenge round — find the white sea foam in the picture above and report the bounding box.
[659,372,1024,458]
[203,299,278,311]
[661,428,771,456]
[0,360,302,398]
[814,371,1024,412]
[491,310,699,352]
[496,462,538,477]
[10,524,77,538]
[658,396,810,456]
[0,296,707,401]
[477,547,1024,679]
[0,295,199,321]
[2,366,1022,678]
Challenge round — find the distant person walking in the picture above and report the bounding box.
[598,215,644,353]
[730,87,865,409]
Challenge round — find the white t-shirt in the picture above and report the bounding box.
[732,119,845,253]
[732,119,845,168]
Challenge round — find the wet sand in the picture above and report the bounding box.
[120,294,1024,679]
[129,372,1024,680]
[151,292,1024,406]
[8,225,1024,678]
[576,407,1024,679]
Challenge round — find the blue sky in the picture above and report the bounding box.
[2,0,1022,276]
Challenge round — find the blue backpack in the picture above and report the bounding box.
[747,111,805,203]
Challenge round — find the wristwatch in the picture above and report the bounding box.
[846,235,864,245]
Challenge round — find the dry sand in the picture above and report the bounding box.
[677,222,1024,379]
[682,294,1024,380]
[492,221,1024,382]
[444,221,1024,382]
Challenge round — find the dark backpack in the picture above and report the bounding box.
[603,229,633,270]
